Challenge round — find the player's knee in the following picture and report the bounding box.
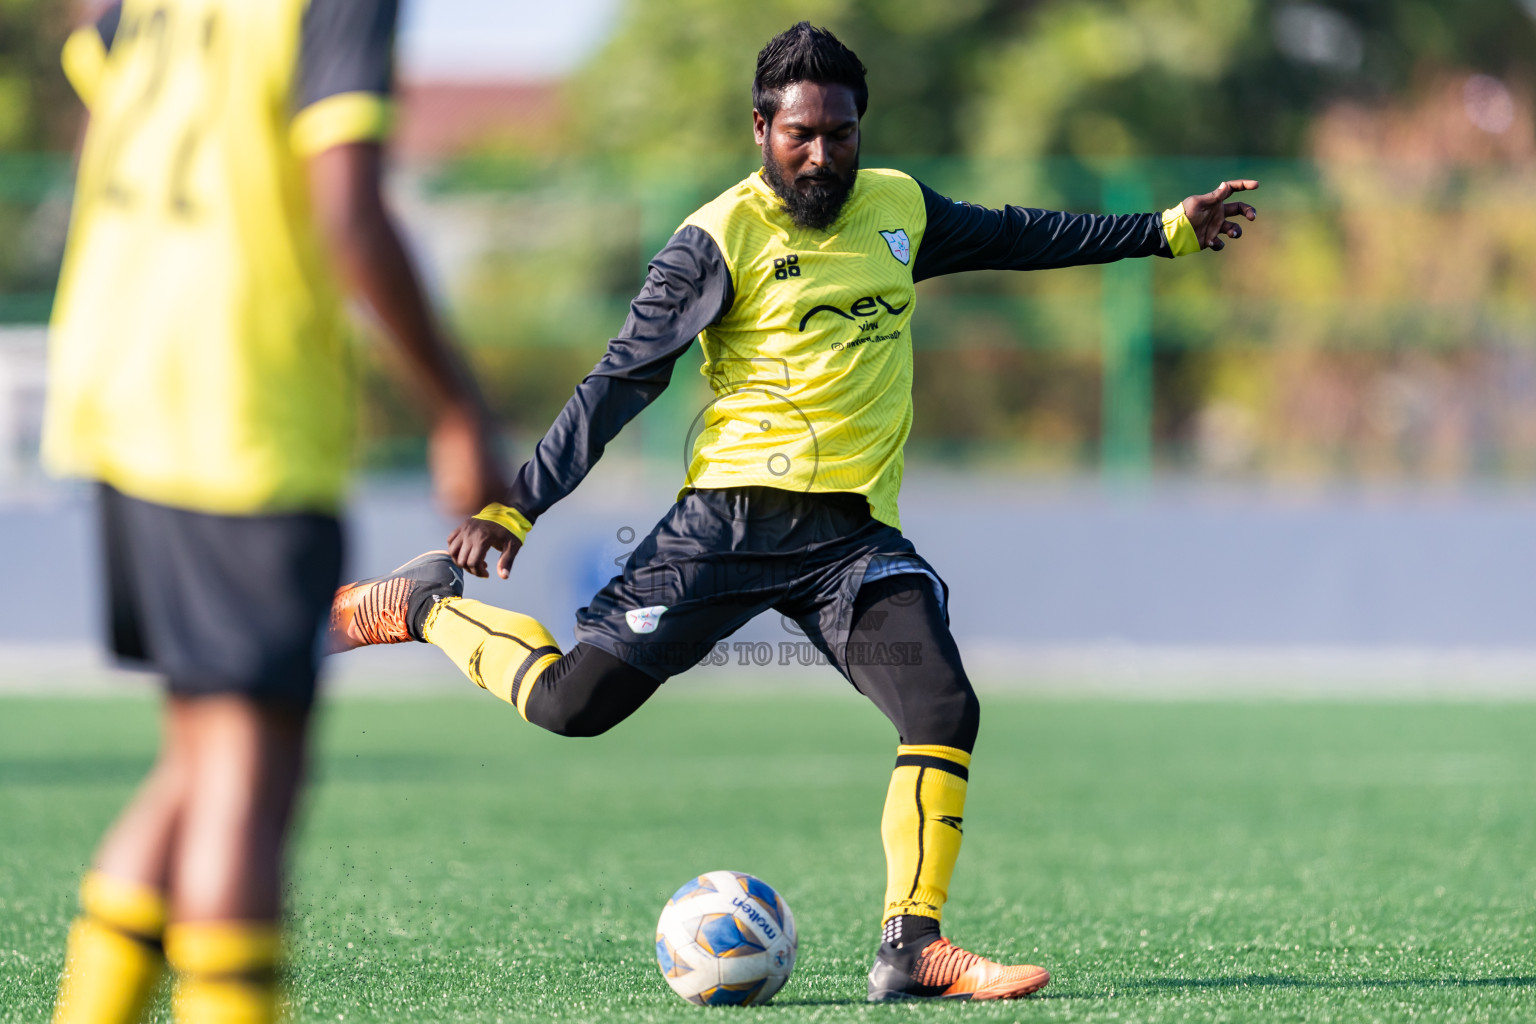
[535,706,618,738]
[954,685,981,750]
[522,646,658,738]
[904,673,980,752]
[550,708,621,738]
[524,690,620,738]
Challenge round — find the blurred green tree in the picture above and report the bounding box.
[570,0,1536,160]
[551,0,1536,478]
[568,0,1033,161]
[0,0,80,151]
[0,1,77,321]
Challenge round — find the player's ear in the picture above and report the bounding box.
[753,109,769,145]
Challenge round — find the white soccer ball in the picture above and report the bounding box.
[654,870,798,1006]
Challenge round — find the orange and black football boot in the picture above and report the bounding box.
[867,936,1050,1002]
[329,551,463,652]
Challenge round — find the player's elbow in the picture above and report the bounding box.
[313,194,388,270]
[306,143,390,263]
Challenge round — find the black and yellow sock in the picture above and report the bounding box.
[880,744,970,931]
[422,597,562,718]
[53,872,168,1024]
[164,921,281,1024]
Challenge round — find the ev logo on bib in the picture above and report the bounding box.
[880,228,910,265]
[625,605,669,634]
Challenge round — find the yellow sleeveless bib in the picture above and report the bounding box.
[682,168,927,529]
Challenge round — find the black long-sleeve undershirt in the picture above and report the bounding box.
[502,178,1174,525]
[503,225,731,521]
[912,180,1170,280]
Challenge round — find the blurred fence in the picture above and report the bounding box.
[7,153,1536,482]
[0,155,71,324]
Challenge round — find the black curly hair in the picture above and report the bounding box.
[752,22,868,124]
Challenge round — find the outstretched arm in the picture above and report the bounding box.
[911,178,1258,281]
[448,226,734,578]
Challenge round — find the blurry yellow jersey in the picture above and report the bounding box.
[45,0,399,514]
[683,169,926,527]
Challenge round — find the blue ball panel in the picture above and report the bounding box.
[668,875,718,905]
[741,876,785,929]
[655,935,693,978]
[701,979,768,1006]
[697,912,765,957]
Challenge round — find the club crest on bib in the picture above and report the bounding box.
[626,605,669,634]
[879,228,910,265]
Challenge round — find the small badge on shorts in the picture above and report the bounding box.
[625,605,669,634]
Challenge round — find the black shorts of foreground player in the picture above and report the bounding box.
[332,21,1256,1004]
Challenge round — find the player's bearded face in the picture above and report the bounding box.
[762,143,859,231]
[756,83,863,232]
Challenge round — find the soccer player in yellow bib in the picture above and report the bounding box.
[46,2,502,1022]
[333,22,1257,1003]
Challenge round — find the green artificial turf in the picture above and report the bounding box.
[3,690,1535,1022]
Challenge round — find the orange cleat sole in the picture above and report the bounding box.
[867,938,1050,1002]
[969,964,1051,1000]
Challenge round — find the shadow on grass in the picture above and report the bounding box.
[0,755,153,786]
[728,975,1536,1009]
[0,752,475,787]
[1037,975,1536,999]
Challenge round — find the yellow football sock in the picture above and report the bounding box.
[881,744,971,924]
[164,921,281,1024]
[53,872,168,1024]
[422,597,562,719]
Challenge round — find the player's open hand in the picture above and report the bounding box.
[447,517,522,579]
[1181,180,1258,251]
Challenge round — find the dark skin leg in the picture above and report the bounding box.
[88,695,310,922]
[91,708,193,894]
[168,696,309,921]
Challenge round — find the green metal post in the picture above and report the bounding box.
[1100,170,1154,480]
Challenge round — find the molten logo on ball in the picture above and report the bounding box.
[655,870,798,1005]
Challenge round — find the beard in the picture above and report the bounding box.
[762,147,859,231]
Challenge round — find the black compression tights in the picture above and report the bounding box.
[521,644,660,737]
[843,573,980,751]
[523,573,979,752]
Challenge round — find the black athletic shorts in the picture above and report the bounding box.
[98,483,343,706]
[573,486,946,681]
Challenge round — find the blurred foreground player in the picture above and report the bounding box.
[333,23,1257,1002]
[45,2,501,1021]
